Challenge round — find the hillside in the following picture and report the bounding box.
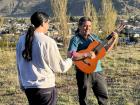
[0,0,139,17]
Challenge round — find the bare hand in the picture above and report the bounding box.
[87,51,96,59]
[111,32,119,43]
[112,32,118,38]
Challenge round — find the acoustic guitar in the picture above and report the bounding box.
[74,24,125,74]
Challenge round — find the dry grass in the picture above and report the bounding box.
[0,48,28,105]
[0,45,140,105]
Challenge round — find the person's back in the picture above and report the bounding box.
[16,11,72,105]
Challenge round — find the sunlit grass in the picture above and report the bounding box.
[0,45,140,105]
[0,48,28,105]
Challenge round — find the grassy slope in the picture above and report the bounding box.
[0,45,140,105]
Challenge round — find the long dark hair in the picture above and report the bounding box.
[22,11,49,61]
[75,17,91,34]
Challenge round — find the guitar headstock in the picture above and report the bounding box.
[106,23,126,41]
[114,23,126,34]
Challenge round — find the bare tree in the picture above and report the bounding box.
[0,17,4,28]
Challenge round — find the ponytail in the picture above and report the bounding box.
[22,25,35,61]
[22,11,49,61]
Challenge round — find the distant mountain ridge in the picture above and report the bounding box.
[0,0,139,17]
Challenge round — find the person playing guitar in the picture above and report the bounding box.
[67,17,125,105]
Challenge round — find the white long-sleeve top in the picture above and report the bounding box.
[16,32,72,90]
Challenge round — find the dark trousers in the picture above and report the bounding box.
[76,69,108,105]
[25,87,56,105]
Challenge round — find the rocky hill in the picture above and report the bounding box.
[0,0,139,17]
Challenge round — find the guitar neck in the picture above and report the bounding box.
[94,33,114,53]
[104,38,115,51]
[93,24,125,54]
[104,32,118,51]
[105,33,113,41]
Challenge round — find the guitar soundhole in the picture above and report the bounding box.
[95,50,98,55]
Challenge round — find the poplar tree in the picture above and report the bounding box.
[0,17,4,28]
[50,0,69,47]
[101,0,117,38]
[99,0,119,48]
[83,0,99,34]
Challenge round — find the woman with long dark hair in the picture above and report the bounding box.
[16,11,72,105]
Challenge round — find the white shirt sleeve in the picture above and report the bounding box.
[47,40,72,73]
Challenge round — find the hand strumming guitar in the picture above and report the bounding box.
[87,51,96,59]
[68,51,96,60]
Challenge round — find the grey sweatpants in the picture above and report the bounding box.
[76,69,108,105]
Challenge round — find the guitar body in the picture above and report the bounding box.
[74,24,125,74]
[74,41,106,74]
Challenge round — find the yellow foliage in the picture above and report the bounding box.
[83,0,99,34]
[101,0,117,37]
[50,0,69,47]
